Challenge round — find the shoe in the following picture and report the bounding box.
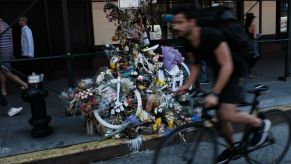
[216,148,231,164]
[8,107,23,117]
[251,119,271,147]
[199,80,210,84]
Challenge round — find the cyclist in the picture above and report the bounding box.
[172,5,271,163]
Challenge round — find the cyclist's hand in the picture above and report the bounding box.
[204,94,218,108]
[174,85,189,95]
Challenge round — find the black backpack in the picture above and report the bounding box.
[197,6,253,77]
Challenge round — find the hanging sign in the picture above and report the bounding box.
[118,0,139,9]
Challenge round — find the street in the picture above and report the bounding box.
[94,116,291,164]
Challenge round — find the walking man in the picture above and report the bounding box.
[19,16,34,75]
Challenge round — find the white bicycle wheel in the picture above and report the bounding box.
[94,89,142,129]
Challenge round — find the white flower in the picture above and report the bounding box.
[116,108,121,113]
[153,55,159,62]
[152,0,157,4]
[124,101,129,107]
[96,74,105,84]
[106,69,112,75]
[111,109,115,115]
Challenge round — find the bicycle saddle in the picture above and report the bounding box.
[247,84,269,94]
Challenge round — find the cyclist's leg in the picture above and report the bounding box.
[218,119,233,146]
[217,77,262,128]
[217,103,261,127]
[216,103,263,163]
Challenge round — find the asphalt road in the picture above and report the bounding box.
[93,118,291,164]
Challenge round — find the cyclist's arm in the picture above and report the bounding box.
[212,42,233,94]
[184,51,200,88]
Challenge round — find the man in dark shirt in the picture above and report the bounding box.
[172,5,270,163]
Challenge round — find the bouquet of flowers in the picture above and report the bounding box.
[67,79,99,119]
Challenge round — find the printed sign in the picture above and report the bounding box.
[119,0,139,9]
[280,16,287,33]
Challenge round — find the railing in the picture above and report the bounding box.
[0,51,106,94]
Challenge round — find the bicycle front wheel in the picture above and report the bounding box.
[94,89,142,129]
[246,109,291,164]
[153,123,217,164]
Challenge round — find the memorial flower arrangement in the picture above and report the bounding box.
[60,1,203,144]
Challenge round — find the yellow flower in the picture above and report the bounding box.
[156,79,165,86]
[152,117,162,132]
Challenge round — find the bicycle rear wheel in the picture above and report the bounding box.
[246,109,291,164]
[153,123,217,164]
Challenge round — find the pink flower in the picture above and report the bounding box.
[137,75,143,81]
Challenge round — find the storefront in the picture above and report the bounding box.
[91,0,288,46]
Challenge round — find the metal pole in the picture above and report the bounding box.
[286,0,291,77]
[276,0,281,37]
[237,0,244,23]
[258,0,262,60]
[259,0,262,35]
[43,0,54,78]
[278,0,291,80]
[61,0,74,87]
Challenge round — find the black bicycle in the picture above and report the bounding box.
[152,84,291,164]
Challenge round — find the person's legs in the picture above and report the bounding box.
[217,103,262,128]
[218,120,234,146]
[0,70,7,95]
[3,71,28,89]
[216,103,271,163]
[0,89,8,107]
[0,51,28,91]
[0,91,23,116]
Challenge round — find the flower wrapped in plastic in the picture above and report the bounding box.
[161,46,183,72]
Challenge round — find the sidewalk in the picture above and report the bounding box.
[0,44,291,163]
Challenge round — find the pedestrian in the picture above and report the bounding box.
[0,11,28,96]
[18,16,34,75]
[0,91,23,116]
[245,12,260,78]
[172,5,270,163]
